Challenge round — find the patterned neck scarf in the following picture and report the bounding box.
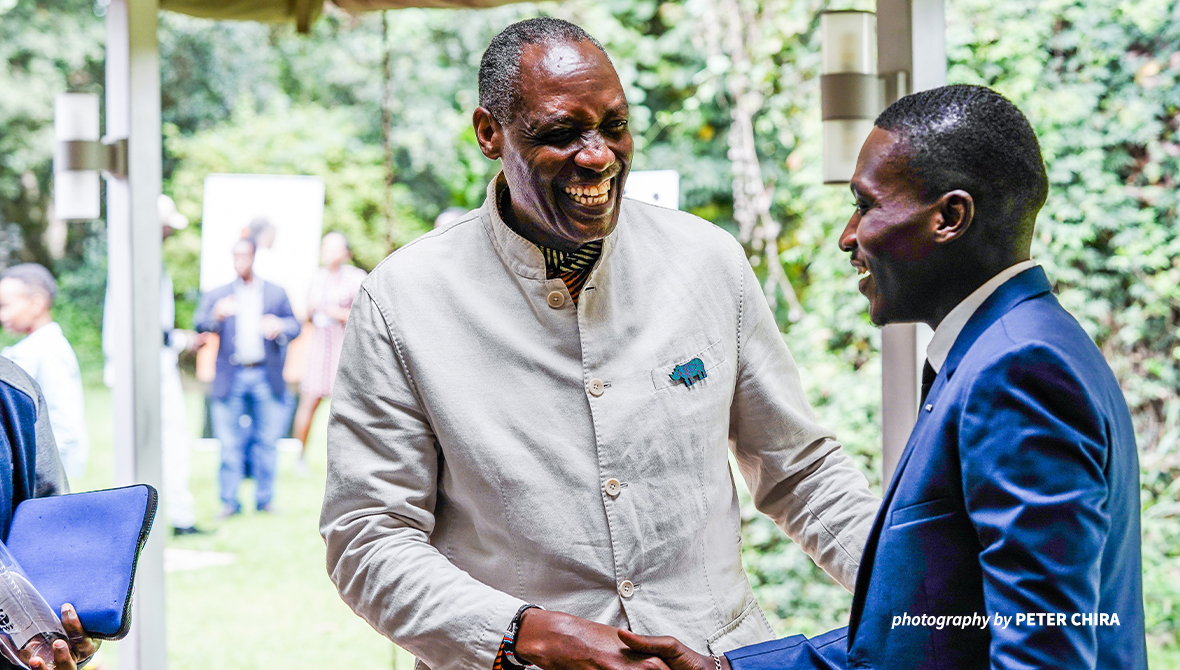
[537,240,603,304]
[496,182,604,304]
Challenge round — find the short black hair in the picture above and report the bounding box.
[1,263,57,305]
[875,84,1048,251]
[478,18,610,123]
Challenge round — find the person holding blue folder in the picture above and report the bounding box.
[1,358,101,669]
[620,86,1147,669]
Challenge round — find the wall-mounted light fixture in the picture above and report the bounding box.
[820,10,881,184]
[54,93,127,220]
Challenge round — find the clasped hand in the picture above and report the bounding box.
[24,603,100,670]
[515,610,729,670]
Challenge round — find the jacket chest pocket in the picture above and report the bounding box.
[651,339,727,392]
[888,497,956,528]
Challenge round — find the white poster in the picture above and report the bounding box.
[623,170,680,210]
[199,174,325,319]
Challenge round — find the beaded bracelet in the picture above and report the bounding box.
[501,603,544,669]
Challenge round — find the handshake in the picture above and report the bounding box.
[513,610,728,670]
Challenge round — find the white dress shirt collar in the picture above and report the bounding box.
[926,260,1038,373]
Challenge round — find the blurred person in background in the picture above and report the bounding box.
[247,217,279,284]
[244,216,298,453]
[291,232,366,473]
[0,263,88,480]
[102,194,204,536]
[194,238,300,518]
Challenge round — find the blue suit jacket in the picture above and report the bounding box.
[729,268,1147,670]
[194,280,301,400]
[0,367,40,540]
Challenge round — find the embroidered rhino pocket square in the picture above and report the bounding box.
[669,357,708,387]
[6,484,158,640]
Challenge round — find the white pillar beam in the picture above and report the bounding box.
[876,0,944,485]
[106,0,166,668]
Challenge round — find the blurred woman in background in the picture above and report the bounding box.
[292,232,366,471]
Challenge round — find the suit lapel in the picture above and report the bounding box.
[846,266,1053,644]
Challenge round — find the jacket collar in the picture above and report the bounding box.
[481,172,618,280]
[926,260,1037,372]
[942,266,1052,378]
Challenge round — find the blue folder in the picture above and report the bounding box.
[4,484,158,640]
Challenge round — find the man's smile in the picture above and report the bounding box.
[561,177,613,207]
[850,258,873,294]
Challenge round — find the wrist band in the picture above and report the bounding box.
[501,603,544,668]
[712,655,723,670]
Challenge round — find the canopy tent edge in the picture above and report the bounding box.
[159,0,530,33]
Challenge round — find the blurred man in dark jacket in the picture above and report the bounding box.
[195,238,300,518]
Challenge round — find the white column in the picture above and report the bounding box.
[876,0,944,486]
[106,0,166,668]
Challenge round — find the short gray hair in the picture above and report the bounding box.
[478,18,610,123]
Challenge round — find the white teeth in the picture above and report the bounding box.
[563,180,612,206]
[858,269,871,278]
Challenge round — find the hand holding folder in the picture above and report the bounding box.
[5,485,158,641]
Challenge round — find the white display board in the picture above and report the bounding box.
[622,169,680,210]
[199,174,325,319]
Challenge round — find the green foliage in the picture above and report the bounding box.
[164,102,427,324]
[163,224,202,330]
[51,224,107,381]
[0,0,104,268]
[0,0,105,374]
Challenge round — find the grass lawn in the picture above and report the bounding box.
[74,382,414,670]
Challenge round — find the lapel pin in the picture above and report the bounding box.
[670,358,707,387]
[924,404,933,412]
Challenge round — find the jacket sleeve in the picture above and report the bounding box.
[960,345,1111,669]
[319,288,524,670]
[728,254,879,592]
[193,288,221,334]
[270,288,302,344]
[30,373,69,497]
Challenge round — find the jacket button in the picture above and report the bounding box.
[604,478,622,497]
[588,379,605,397]
[547,291,565,309]
[618,580,634,598]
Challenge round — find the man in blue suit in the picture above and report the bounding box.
[195,238,300,518]
[621,85,1147,668]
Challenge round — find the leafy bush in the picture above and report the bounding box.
[163,102,428,326]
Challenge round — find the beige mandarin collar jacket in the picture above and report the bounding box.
[320,174,879,670]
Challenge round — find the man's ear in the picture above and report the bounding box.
[30,293,51,316]
[473,107,503,161]
[932,189,974,244]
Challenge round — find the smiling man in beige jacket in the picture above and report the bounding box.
[320,17,879,670]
